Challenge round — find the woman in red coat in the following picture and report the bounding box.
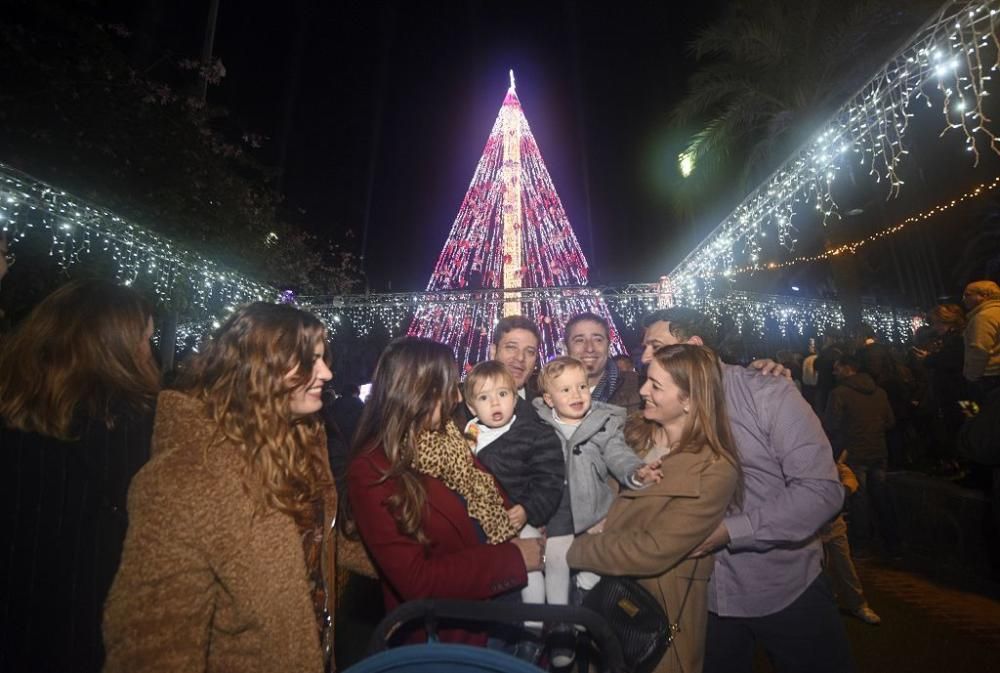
[346,337,544,646]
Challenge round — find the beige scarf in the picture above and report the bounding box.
[414,421,517,544]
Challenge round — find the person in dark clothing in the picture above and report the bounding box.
[824,354,900,557]
[613,353,636,374]
[814,335,847,414]
[462,360,564,661]
[0,231,9,332]
[959,388,1000,465]
[564,312,641,412]
[321,398,350,501]
[0,279,160,673]
[490,315,543,396]
[463,362,565,533]
[915,304,969,473]
[323,382,365,494]
[858,331,917,468]
[958,387,1000,579]
[332,383,365,445]
[321,379,379,670]
[0,231,9,287]
[857,331,897,387]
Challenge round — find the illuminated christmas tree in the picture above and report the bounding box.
[408,71,626,368]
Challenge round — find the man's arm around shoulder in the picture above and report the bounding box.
[724,374,843,553]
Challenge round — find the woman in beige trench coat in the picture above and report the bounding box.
[568,344,741,673]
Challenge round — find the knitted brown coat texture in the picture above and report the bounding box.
[103,390,338,673]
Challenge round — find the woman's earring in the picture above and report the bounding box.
[683,407,689,414]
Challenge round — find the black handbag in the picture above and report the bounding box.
[582,560,698,673]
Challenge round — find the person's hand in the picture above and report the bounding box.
[586,518,606,535]
[749,358,792,379]
[507,504,527,530]
[634,461,663,485]
[688,521,730,558]
[512,537,545,572]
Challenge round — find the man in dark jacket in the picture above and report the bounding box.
[331,383,364,445]
[564,312,641,412]
[489,315,542,398]
[959,388,1000,577]
[322,383,365,497]
[825,354,900,557]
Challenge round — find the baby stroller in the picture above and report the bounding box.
[343,599,626,673]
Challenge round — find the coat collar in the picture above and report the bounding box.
[532,398,624,445]
[153,390,218,458]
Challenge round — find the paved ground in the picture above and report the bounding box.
[847,558,1000,672]
[755,558,1000,672]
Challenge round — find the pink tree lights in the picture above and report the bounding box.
[407,71,626,368]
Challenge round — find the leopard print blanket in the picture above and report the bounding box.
[414,421,517,544]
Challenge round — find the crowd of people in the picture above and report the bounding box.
[1,275,998,673]
[776,282,1000,571]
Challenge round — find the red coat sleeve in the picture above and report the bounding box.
[347,450,527,601]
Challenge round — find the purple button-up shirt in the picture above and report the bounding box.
[708,364,844,617]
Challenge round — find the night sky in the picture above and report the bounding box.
[181,0,727,291]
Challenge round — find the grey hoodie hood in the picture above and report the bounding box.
[531,398,625,444]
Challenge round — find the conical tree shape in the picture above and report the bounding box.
[408,73,625,368]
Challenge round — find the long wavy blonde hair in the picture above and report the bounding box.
[176,302,331,524]
[349,337,459,544]
[647,344,743,502]
[0,279,159,439]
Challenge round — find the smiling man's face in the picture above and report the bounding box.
[489,327,539,390]
[566,319,609,387]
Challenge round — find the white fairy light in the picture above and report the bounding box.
[0,163,276,317]
[669,1,1000,299]
[282,285,921,349]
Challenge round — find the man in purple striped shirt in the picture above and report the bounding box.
[641,308,854,673]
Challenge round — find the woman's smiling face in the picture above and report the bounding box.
[287,342,332,418]
[640,359,688,429]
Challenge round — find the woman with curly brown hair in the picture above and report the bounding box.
[1,279,159,673]
[103,302,338,673]
[346,337,544,647]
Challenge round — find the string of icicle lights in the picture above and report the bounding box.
[158,284,919,356]
[721,174,1000,277]
[670,1,1000,298]
[0,162,275,314]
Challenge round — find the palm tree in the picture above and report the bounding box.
[669,0,941,216]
